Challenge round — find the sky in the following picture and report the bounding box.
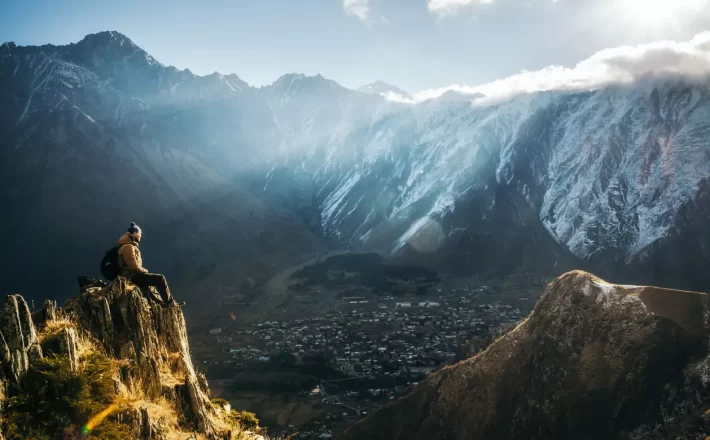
[2,0,710,93]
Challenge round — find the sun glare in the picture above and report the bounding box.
[619,0,708,27]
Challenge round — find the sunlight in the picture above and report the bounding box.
[618,0,708,28]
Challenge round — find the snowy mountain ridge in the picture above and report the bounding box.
[262,76,710,286]
[3,31,710,292]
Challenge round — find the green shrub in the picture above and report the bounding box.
[211,397,230,408]
[225,409,259,431]
[1,352,134,440]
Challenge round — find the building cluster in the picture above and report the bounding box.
[208,289,524,379]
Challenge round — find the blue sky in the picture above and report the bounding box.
[2,0,710,92]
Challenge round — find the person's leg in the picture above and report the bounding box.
[132,273,174,304]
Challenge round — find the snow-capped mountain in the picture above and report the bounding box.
[261,80,710,288]
[2,31,710,298]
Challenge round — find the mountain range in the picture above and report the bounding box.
[2,31,710,303]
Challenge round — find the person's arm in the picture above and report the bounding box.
[123,246,149,273]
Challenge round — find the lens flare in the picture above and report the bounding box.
[81,402,120,435]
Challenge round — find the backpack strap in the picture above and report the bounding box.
[116,243,127,269]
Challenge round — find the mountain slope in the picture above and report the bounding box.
[0,32,324,303]
[262,81,710,288]
[340,271,710,440]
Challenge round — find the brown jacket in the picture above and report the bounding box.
[117,233,149,275]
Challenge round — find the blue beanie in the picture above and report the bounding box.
[127,222,142,235]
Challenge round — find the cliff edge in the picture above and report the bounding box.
[0,277,264,440]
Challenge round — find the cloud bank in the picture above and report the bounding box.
[343,0,370,22]
[427,0,494,15]
[402,32,710,104]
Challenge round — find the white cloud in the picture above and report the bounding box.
[427,0,493,15]
[399,32,710,104]
[381,91,417,104]
[343,0,370,22]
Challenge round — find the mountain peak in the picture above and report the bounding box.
[268,72,347,95]
[74,31,137,51]
[68,30,163,71]
[0,41,17,54]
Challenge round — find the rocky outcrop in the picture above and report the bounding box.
[341,271,710,440]
[0,295,42,383]
[56,327,79,372]
[0,277,259,440]
[64,277,220,437]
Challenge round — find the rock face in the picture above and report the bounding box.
[341,271,710,440]
[0,278,259,439]
[0,295,42,383]
[65,277,221,437]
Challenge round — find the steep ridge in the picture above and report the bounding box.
[0,32,324,302]
[0,278,264,439]
[340,271,710,440]
[262,82,710,288]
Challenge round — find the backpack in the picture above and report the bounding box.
[100,244,124,280]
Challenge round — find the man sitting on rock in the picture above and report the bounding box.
[118,222,185,308]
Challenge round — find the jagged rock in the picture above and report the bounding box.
[0,280,243,439]
[177,375,217,438]
[27,344,42,364]
[140,405,167,439]
[57,327,79,372]
[197,371,211,396]
[0,295,42,382]
[142,358,162,399]
[342,271,710,440]
[43,299,58,323]
[0,332,11,382]
[64,277,220,436]
[114,405,168,440]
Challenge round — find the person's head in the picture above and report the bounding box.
[127,222,142,242]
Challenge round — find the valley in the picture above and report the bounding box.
[189,253,542,438]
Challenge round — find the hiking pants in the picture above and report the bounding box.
[131,272,174,305]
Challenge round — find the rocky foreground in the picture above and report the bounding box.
[341,271,710,440]
[0,277,264,440]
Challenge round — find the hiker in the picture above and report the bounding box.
[116,222,184,307]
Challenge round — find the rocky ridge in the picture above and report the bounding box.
[341,271,710,440]
[0,277,264,439]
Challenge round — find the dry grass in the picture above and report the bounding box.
[37,316,77,343]
[131,398,179,425]
[32,301,269,439]
[159,352,189,387]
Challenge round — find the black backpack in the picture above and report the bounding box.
[100,244,124,280]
